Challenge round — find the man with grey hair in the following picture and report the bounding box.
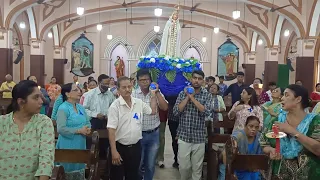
[0,74,16,99]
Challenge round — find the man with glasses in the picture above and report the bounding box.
[83,74,115,178]
[132,69,168,180]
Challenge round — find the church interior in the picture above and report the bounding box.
[0,0,320,180]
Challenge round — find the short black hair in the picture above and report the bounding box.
[136,69,151,81]
[117,76,130,88]
[295,80,302,83]
[237,72,245,76]
[315,83,320,88]
[219,76,224,79]
[268,82,276,86]
[98,74,109,83]
[192,70,205,78]
[207,76,215,82]
[254,78,263,84]
[89,80,97,85]
[245,116,260,125]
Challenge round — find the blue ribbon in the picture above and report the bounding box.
[79,110,84,115]
[133,113,139,120]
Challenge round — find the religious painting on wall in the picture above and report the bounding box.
[217,38,239,81]
[71,34,94,77]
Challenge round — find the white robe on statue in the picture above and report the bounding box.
[159,17,181,57]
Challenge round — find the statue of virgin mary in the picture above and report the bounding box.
[159,5,181,57]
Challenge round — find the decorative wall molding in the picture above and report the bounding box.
[233,24,248,37]
[136,30,162,59]
[9,0,16,6]
[42,0,66,21]
[181,38,208,62]
[0,8,3,28]
[289,0,302,14]
[246,4,269,29]
[63,21,73,32]
[104,36,135,59]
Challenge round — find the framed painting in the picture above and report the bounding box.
[217,38,239,81]
[71,33,94,77]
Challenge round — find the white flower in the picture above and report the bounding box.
[146,56,151,58]
[176,64,181,68]
[165,56,170,60]
[150,58,156,63]
[186,62,190,65]
[141,56,146,58]
[180,58,185,61]
[175,58,179,62]
[190,59,193,62]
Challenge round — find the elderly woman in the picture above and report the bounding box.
[55,83,91,179]
[260,84,320,180]
[47,77,61,102]
[0,80,55,180]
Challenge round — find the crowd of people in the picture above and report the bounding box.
[0,70,320,180]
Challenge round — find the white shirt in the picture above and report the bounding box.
[107,96,152,145]
[83,87,116,118]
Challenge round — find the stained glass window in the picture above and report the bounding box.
[145,38,161,56]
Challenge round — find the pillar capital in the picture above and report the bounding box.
[53,46,66,59]
[296,38,316,57]
[30,39,45,55]
[265,47,279,62]
[0,29,13,49]
[244,52,256,64]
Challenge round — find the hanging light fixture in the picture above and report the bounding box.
[77,0,84,15]
[154,25,160,32]
[202,36,207,43]
[96,0,102,31]
[232,10,240,19]
[107,34,113,40]
[107,12,112,40]
[48,32,53,38]
[214,27,220,34]
[154,0,162,17]
[154,8,162,17]
[232,0,240,19]
[19,21,26,29]
[284,29,290,37]
[97,24,102,31]
[258,39,263,45]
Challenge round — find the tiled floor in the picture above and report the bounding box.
[153,125,180,180]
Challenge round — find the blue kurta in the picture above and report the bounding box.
[55,101,91,179]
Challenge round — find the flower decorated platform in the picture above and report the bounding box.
[137,55,202,96]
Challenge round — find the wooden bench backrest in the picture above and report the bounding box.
[224,138,269,180]
[53,131,99,180]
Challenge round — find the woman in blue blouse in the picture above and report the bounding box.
[55,83,91,179]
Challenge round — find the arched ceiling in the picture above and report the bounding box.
[2,0,319,52]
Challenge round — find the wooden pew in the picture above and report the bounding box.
[50,166,65,180]
[224,137,269,180]
[53,122,110,179]
[0,97,11,115]
[51,131,100,180]
[206,115,235,180]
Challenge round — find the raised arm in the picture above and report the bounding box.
[223,84,232,97]
[35,118,55,179]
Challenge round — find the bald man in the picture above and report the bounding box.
[0,74,16,98]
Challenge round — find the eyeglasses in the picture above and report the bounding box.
[272,89,279,93]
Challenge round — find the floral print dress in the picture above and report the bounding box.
[228,101,263,133]
[0,113,55,180]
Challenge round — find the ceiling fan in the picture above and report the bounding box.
[36,0,56,7]
[65,0,81,23]
[129,5,144,25]
[124,9,134,47]
[190,3,201,12]
[181,0,195,28]
[82,17,96,34]
[110,0,141,7]
[270,0,291,12]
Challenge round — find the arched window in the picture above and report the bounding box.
[145,38,161,56]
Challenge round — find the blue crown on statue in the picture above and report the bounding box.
[137,55,202,96]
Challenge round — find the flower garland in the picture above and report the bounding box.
[137,55,202,83]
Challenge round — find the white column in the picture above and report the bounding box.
[53,46,66,59]
[296,39,316,57]
[265,47,279,62]
[30,39,45,55]
[244,52,256,64]
[0,29,13,49]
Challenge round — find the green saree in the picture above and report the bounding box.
[260,114,320,180]
[262,101,282,131]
